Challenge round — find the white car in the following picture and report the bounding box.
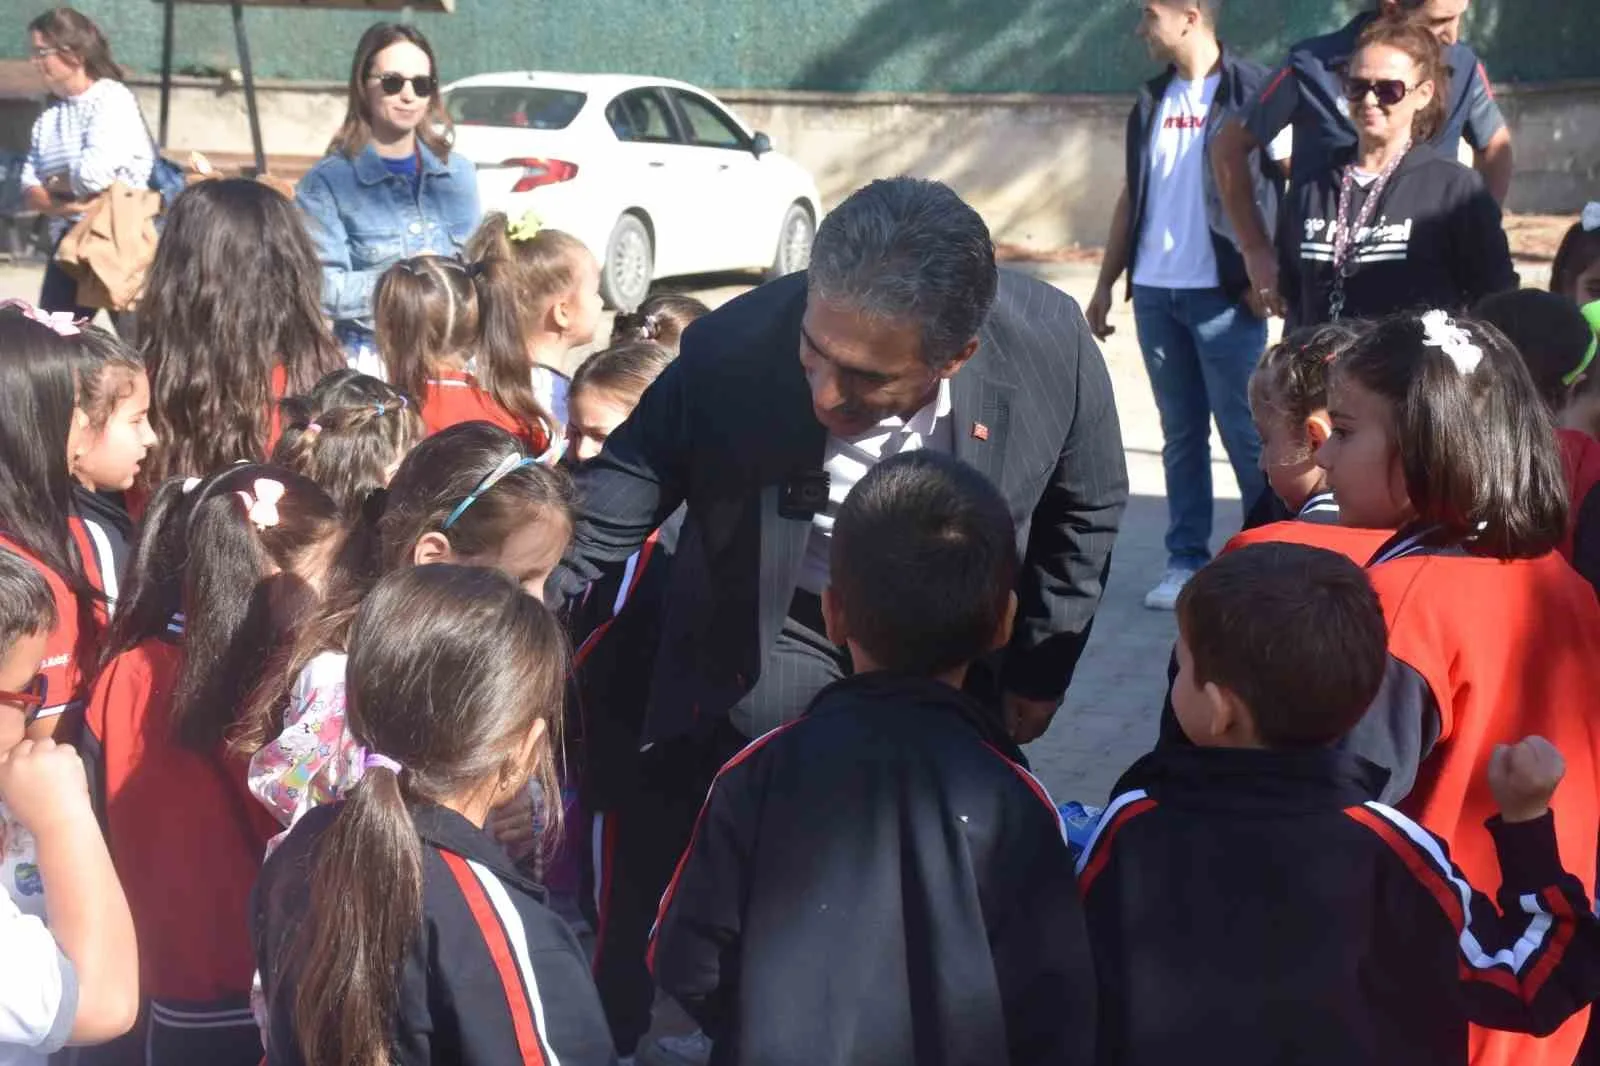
[442,72,823,310]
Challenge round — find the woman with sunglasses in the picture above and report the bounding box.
[1278,15,1515,327]
[296,23,480,370]
[19,7,152,334]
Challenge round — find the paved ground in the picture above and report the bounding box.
[0,257,1245,804]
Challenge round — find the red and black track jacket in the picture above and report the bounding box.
[649,671,1096,1066]
[1081,746,1600,1066]
[253,802,616,1066]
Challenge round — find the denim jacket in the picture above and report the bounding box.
[296,141,481,340]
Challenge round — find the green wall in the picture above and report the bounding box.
[2,0,1593,92]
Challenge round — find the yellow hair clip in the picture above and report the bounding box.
[507,209,543,243]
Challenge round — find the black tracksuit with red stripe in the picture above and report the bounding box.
[650,671,1096,1066]
[253,802,617,1066]
[1080,746,1600,1066]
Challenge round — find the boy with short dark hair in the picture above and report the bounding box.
[1081,542,1600,1066]
[650,451,1096,1066]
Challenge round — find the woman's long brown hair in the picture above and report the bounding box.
[327,22,453,161]
[288,565,567,1066]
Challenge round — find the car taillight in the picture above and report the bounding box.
[504,158,579,193]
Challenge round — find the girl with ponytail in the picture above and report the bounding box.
[252,564,613,1066]
[83,464,348,1063]
[373,253,557,456]
[465,211,604,430]
[272,370,423,518]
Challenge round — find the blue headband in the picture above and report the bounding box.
[441,452,537,531]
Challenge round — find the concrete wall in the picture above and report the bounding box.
[97,75,1597,251]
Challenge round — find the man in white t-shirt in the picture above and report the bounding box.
[1088,0,1289,609]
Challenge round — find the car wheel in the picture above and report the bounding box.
[766,203,815,281]
[600,213,653,311]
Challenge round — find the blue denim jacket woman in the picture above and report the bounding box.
[297,22,480,357]
[298,142,478,343]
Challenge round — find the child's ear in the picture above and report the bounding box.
[1203,681,1247,742]
[990,591,1018,652]
[1304,412,1332,450]
[820,585,848,647]
[412,531,455,568]
[551,294,572,332]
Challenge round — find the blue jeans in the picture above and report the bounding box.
[1131,285,1268,571]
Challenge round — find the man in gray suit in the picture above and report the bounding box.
[557,177,1127,1062]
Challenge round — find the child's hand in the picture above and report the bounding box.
[1488,736,1565,823]
[0,738,92,835]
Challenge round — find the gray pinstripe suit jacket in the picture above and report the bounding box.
[556,270,1128,741]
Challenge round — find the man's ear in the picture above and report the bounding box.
[821,585,848,647]
[938,337,981,380]
[990,590,1018,652]
[1304,412,1332,450]
[412,531,455,568]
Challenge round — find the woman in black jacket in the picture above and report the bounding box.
[1280,15,1515,326]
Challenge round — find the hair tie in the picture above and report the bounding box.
[0,299,82,337]
[373,402,387,416]
[507,209,543,243]
[1419,309,1482,376]
[465,260,487,279]
[642,312,661,339]
[362,751,403,774]
[181,476,202,494]
[397,394,408,410]
[1583,202,1600,234]
[305,422,323,437]
[235,477,285,530]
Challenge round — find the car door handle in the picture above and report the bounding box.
[648,161,666,168]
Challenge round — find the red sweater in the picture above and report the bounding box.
[1372,549,1600,1066]
[1558,427,1600,559]
[1224,519,1392,564]
[421,368,548,453]
[84,637,279,1002]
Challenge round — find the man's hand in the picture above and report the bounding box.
[1488,736,1565,823]
[1004,692,1060,745]
[1242,244,1285,319]
[0,738,93,837]
[1086,285,1115,342]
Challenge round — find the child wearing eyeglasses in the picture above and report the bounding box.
[243,423,575,855]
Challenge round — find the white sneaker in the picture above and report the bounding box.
[653,1029,713,1066]
[1143,568,1196,611]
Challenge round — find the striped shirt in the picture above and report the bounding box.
[21,79,153,236]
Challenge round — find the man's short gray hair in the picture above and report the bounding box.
[807,178,998,368]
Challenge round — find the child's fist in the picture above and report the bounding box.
[1488,736,1565,823]
[0,738,90,834]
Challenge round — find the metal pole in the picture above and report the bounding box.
[230,2,266,176]
[157,0,175,147]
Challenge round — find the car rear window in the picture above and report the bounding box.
[445,87,587,130]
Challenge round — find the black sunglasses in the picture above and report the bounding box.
[1341,76,1418,107]
[370,73,436,98]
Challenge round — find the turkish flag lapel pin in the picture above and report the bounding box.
[971,422,990,442]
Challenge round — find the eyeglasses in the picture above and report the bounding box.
[0,674,46,725]
[1341,77,1419,107]
[369,73,436,98]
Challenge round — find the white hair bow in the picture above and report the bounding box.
[1583,202,1600,233]
[235,478,285,530]
[1420,309,1482,375]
